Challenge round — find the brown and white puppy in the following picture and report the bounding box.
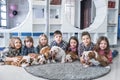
[19,56,32,67]
[81,51,99,67]
[50,46,66,63]
[65,51,78,63]
[38,54,47,64]
[28,53,40,65]
[4,56,23,67]
[86,51,110,67]
[40,46,51,63]
[28,53,47,65]
[95,54,110,67]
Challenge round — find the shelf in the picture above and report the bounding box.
[108,23,117,26]
[49,25,61,32]
[50,5,61,9]
[50,19,61,24]
[33,19,46,24]
[32,0,46,6]
[108,8,117,10]
[33,24,45,32]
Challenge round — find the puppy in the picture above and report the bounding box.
[86,51,110,67]
[19,56,32,67]
[38,54,47,64]
[81,51,99,67]
[28,53,40,65]
[50,46,66,63]
[95,54,110,67]
[65,51,78,63]
[4,56,23,66]
[40,46,51,63]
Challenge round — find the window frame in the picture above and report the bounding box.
[0,0,7,28]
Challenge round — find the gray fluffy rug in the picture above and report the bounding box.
[25,61,111,80]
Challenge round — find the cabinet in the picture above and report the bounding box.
[32,0,62,42]
[107,0,119,45]
[32,0,47,33]
[32,0,62,32]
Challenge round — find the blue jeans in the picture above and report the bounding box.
[112,50,118,58]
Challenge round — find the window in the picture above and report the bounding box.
[0,0,7,28]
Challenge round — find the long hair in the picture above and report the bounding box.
[39,34,48,46]
[9,37,22,49]
[66,36,79,53]
[94,36,110,55]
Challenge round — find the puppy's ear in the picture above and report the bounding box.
[53,47,60,53]
[56,47,60,52]
[88,51,95,59]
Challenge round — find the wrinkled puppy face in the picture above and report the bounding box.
[19,56,31,67]
[38,54,46,64]
[82,51,92,63]
[50,46,60,57]
[88,51,95,59]
[65,54,72,63]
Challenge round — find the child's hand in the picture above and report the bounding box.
[80,57,85,63]
[12,57,19,62]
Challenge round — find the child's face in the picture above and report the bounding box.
[25,41,33,48]
[70,39,77,48]
[54,34,62,44]
[39,36,48,46]
[82,35,91,46]
[99,40,107,50]
[14,39,22,49]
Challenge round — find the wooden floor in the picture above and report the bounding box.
[95,54,120,80]
[95,40,120,80]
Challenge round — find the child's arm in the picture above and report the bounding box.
[0,48,9,61]
[5,57,18,62]
[78,44,83,57]
[61,41,68,51]
[107,50,112,63]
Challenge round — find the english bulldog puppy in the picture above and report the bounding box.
[28,53,47,65]
[87,51,110,67]
[40,46,51,63]
[28,53,40,65]
[19,56,32,67]
[50,46,66,63]
[38,54,47,64]
[4,56,23,67]
[95,54,110,67]
[81,51,99,67]
[65,51,78,63]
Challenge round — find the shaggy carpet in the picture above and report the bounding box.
[25,61,111,80]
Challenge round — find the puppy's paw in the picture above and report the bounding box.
[51,60,56,63]
[61,61,65,63]
[47,60,50,63]
[84,64,89,68]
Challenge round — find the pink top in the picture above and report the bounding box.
[99,50,112,63]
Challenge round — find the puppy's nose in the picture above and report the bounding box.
[43,61,46,64]
[65,59,69,62]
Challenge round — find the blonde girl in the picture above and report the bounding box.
[0,37,22,62]
[36,34,49,53]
